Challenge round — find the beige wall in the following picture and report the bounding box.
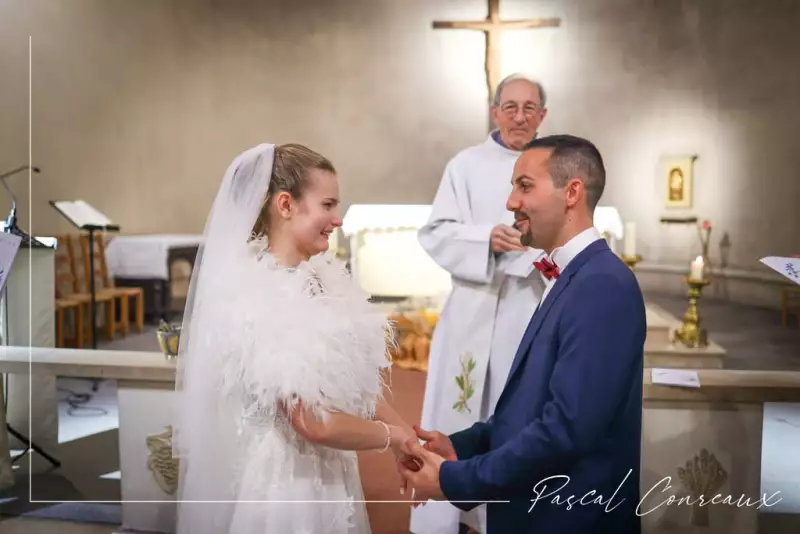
[1,0,799,282]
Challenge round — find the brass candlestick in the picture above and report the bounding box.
[622,254,643,271]
[672,277,710,348]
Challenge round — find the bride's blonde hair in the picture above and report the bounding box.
[251,143,336,237]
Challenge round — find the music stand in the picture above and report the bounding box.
[49,200,120,349]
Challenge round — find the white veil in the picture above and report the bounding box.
[172,143,276,531]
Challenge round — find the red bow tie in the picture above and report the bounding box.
[534,258,560,280]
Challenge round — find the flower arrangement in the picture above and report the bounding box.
[697,219,712,265]
[156,319,181,358]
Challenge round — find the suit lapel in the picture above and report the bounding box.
[503,275,571,385]
[500,239,610,400]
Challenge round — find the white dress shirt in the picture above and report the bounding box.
[539,226,603,304]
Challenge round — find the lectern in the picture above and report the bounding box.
[50,200,119,348]
[0,227,60,473]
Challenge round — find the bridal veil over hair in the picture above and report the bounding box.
[173,143,277,528]
[173,143,392,533]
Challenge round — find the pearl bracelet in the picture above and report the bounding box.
[376,420,391,453]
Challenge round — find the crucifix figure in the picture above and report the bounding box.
[432,0,561,103]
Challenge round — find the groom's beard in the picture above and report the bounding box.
[514,220,534,247]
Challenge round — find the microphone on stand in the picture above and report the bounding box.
[0,165,41,239]
[0,165,41,231]
[0,165,41,180]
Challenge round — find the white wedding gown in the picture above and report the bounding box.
[228,417,368,533]
[175,242,392,534]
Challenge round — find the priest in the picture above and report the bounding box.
[411,74,549,534]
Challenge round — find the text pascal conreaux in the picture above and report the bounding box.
[527,470,782,515]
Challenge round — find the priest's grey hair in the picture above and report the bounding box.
[493,73,547,108]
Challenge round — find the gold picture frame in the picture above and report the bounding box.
[662,155,696,209]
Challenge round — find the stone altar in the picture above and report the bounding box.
[644,302,726,369]
[0,346,793,533]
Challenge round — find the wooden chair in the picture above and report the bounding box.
[55,293,85,348]
[57,234,117,344]
[54,240,88,348]
[80,233,145,337]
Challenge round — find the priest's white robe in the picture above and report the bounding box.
[410,135,546,534]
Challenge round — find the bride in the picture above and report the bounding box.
[173,143,414,533]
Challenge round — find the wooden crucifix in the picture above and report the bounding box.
[432,0,561,103]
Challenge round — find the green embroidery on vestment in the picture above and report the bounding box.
[453,352,477,414]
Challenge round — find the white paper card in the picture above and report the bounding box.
[651,368,701,388]
[0,232,22,292]
[760,256,800,285]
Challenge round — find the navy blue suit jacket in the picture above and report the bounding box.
[438,239,646,533]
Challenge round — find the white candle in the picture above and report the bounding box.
[690,255,705,280]
[623,222,636,257]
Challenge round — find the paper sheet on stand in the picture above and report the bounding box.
[0,232,22,292]
[760,256,800,285]
[651,368,701,388]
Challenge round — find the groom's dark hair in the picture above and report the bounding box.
[527,135,606,212]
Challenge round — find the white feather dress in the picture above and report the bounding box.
[175,241,393,534]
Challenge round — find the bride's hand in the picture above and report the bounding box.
[389,424,414,456]
[387,425,420,495]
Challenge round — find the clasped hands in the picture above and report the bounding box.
[391,424,457,507]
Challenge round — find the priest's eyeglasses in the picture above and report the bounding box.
[500,102,543,118]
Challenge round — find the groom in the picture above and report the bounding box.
[400,135,646,533]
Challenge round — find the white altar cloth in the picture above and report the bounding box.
[341,204,433,236]
[105,234,203,280]
[341,204,450,297]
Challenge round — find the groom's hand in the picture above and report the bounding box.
[414,424,457,462]
[398,438,446,506]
